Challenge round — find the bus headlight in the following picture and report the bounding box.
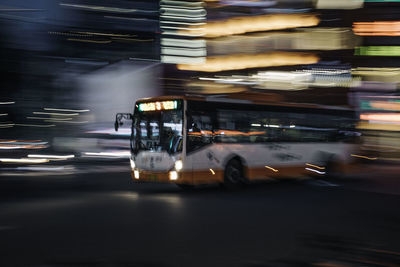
[169,171,178,180]
[134,170,140,179]
[174,160,183,171]
[130,158,136,169]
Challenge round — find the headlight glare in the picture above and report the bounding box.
[174,160,183,171]
[130,158,135,169]
[169,171,178,180]
[134,170,139,179]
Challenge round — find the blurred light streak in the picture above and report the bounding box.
[360,113,400,123]
[264,8,311,13]
[86,128,131,136]
[315,0,363,9]
[0,102,15,105]
[0,140,48,150]
[44,108,90,113]
[15,166,72,171]
[48,32,91,37]
[112,37,154,42]
[15,124,55,127]
[177,52,319,72]
[104,16,156,22]
[0,146,25,149]
[74,32,135,38]
[0,114,8,116]
[305,168,325,175]
[28,154,75,159]
[0,123,15,128]
[351,154,377,160]
[27,117,72,121]
[206,28,359,55]
[59,3,155,13]
[33,112,79,116]
[361,100,400,111]
[162,38,205,48]
[353,21,400,36]
[44,120,88,124]
[0,8,44,11]
[306,163,325,170]
[160,7,206,18]
[67,39,112,44]
[184,14,319,38]
[0,158,49,163]
[209,168,215,175]
[352,68,400,82]
[161,0,204,6]
[355,46,400,56]
[162,47,206,57]
[162,30,205,37]
[161,21,205,26]
[219,0,276,7]
[265,166,279,172]
[83,151,130,158]
[162,55,205,64]
[160,15,205,22]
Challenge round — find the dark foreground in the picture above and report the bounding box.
[1,165,400,267]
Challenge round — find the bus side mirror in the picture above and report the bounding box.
[114,120,121,132]
[115,113,132,132]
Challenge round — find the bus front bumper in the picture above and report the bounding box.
[130,169,191,184]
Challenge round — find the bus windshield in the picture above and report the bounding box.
[132,102,183,154]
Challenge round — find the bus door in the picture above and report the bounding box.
[186,110,219,184]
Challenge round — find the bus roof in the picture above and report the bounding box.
[135,92,353,112]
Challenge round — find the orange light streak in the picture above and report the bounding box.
[183,13,319,38]
[360,113,400,122]
[353,21,400,36]
[178,52,319,72]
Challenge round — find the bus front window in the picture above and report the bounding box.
[132,108,183,154]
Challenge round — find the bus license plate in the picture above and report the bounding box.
[148,174,158,181]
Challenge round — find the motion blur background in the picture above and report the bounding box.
[1,0,400,174]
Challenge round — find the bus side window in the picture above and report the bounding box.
[187,113,213,153]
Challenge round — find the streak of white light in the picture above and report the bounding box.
[15,124,55,127]
[27,117,72,121]
[33,112,79,116]
[305,168,326,175]
[16,166,72,171]
[28,154,75,159]
[44,108,90,113]
[60,3,139,13]
[83,151,130,158]
[0,158,49,163]
[44,120,88,124]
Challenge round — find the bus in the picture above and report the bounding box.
[115,94,360,187]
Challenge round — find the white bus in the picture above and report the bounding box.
[115,94,360,187]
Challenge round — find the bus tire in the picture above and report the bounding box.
[224,159,244,188]
[325,157,342,179]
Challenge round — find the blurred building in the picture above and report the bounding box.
[0,0,160,156]
[159,0,363,105]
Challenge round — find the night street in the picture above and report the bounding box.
[1,165,399,267]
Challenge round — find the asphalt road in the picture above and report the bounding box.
[1,166,400,267]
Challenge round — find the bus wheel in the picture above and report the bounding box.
[224,159,243,188]
[325,158,342,179]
